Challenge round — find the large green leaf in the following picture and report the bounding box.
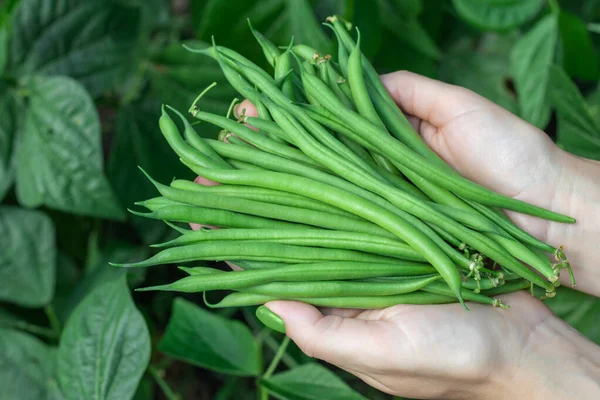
[550,65,600,159]
[58,275,150,400]
[10,0,142,97]
[149,40,236,125]
[259,363,367,400]
[0,328,56,400]
[193,0,331,58]
[0,25,6,75]
[158,298,262,376]
[452,0,545,31]
[59,242,148,325]
[0,92,18,200]
[15,76,124,220]
[380,0,441,60]
[0,206,55,307]
[545,287,600,345]
[558,10,599,81]
[440,34,517,113]
[510,14,558,129]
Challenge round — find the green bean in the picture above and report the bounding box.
[144,171,399,238]
[461,277,504,292]
[347,29,386,130]
[152,228,425,262]
[291,44,319,61]
[220,63,545,288]
[223,134,250,147]
[240,275,441,297]
[248,19,279,67]
[227,159,267,171]
[275,47,294,100]
[231,261,289,270]
[422,281,507,308]
[162,105,231,168]
[159,106,221,169]
[119,241,407,268]
[482,279,530,297]
[136,261,437,292]
[181,162,466,306]
[170,180,357,219]
[192,111,321,168]
[205,139,473,271]
[207,291,457,308]
[328,16,448,169]
[228,57,395,181]
[299,69,574,223]
[428,202,510,237]
[462,199,556,253]
[323,61,354,109]
[131,203,305,230]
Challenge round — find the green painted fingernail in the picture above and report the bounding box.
[256,306,286,333]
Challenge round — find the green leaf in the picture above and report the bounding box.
[380,0,441,60]
[15,76,124,220]
[10,0,142,97]
[0,206,55,307]
[373,31,437,78]
[440,34,517,113]
[259,362,367,400]
[0,25,7,75]
[149,40,236,127]
[558,10,599,81]
[158,298,262,376]
[194,0,331,58]
[58,275,150,400]
[510,14,558,129]
[545,287,600,344]
[60,243,148,324]
[343,0,382,59]
[0,92,19,200]
[452,0,545,31]
[0,328,56,400]
[550,65,600,159]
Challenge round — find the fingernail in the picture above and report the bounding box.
[256,305,286,333]
[232,103,240,118]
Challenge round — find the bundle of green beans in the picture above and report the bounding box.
[115,17,575,310]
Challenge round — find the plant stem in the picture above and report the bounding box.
[263,336,291,378]
[548,0,560,14]
[258,336,292,400]
[44,305,61,336]
[149,365,180,400]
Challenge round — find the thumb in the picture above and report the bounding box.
[265,301,398,369]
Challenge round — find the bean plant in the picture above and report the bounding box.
[0,1,599,399]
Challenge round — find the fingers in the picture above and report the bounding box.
[264,301,406,370]
[234,99,258,119]
[380,71,495,129]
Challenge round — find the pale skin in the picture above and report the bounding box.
[193,71,600,399]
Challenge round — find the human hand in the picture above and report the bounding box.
[191,71,600,399]
[380,71,600,296]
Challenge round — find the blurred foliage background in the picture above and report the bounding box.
[1,0,599,399]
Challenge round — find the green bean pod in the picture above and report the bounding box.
[118,241,407,267]
[248,19,280,67]
[153,228,425,262]
[132,203,305,230]
[207,291,457,309]
[482,279,530,296]
[136,261,437,293]
[144,172,399,238]
[170,180,356,219]
[240,275,441,297]
[422,281,507,308]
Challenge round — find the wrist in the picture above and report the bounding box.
[489,314,600,400]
